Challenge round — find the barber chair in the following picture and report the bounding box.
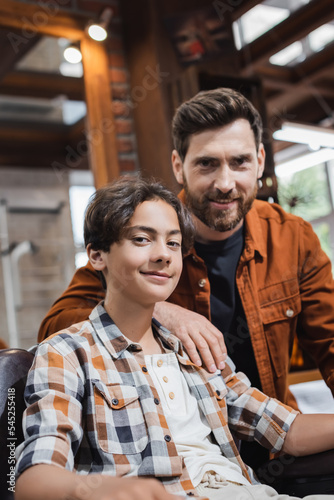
[0,348,35,500]
[256,449,334,496]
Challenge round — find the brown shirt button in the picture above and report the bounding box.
[198,278,206,288]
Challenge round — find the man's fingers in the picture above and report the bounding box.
[205,326,227,370]
[177,328,202,366]
[189,326,227,372]
[185,329,217,372]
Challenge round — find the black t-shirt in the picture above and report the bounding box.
[194,226,262,390]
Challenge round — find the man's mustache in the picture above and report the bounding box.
[205,191,239,203]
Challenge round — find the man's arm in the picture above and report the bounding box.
[38,262,105,342]
[16,464,180,500]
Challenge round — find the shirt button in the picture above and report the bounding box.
[163,376,168,383]
[187,493,195,496]
[164,435,171,442]
[154,398,160,405]
[112,398,119,406]
[169,392,175,400]
[286,308,294,318]
[192,255,198,262]
[157,359,163,367]
[142,366,148,373]
[129,344,137,351]
[216,390,221,396]
[198,278,206,288]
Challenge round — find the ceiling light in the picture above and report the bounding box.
[273,122,334,149]
[87,7,113,42]
[63,44,82,64]
[275,148,334,178]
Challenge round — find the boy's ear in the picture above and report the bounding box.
[87,243,106,271]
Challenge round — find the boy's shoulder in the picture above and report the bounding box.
[40,319,94,352]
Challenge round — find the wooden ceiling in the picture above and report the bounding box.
[0,0,333,169]
[236,0,334,153]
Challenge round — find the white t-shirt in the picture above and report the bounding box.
[145,353,249,487]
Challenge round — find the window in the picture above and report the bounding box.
[69,171,95,268]
[276,151,334,266]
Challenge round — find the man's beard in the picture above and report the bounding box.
[183,177,257,233]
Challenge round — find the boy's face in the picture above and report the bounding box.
[89,199,183,307]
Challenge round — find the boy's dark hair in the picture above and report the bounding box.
[172,87,263,161]
[84,176,194,255]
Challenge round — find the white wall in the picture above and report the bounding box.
[0,168,76,349]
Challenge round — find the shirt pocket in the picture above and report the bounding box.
[208,373,228,409]
[93,381,148,455]
[259,278,301,377]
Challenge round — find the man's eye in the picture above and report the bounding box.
[168,241,181,248]
[231,157,250,168]
[200,159,214,167]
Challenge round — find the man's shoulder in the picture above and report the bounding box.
[250,199,306,226]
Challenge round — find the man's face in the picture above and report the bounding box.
[172,119,265,240]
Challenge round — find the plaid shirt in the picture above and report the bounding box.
[17,303,298,497]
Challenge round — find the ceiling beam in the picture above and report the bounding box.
[230,0,263,21]
[0,70,85,100]
[239,0,334,72]
[257,42,334,99]
[0,0,87,40]
[0,120,89,169]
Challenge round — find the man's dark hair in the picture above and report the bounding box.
[172,87,263,161]
[84,176,194,255]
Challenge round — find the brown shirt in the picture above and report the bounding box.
[38,198,334,405]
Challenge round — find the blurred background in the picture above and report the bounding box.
[0,0,333,381]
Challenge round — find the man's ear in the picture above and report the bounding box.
[257,143,266,179]
[172,150,184,185]
[87,244,106,271]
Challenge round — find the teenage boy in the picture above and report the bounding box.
[16,177,334,500]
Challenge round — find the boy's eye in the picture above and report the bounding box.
[133,236,150,244]
[168,240,181,248]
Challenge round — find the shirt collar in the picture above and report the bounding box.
[89,302,186,359]
[243,200,267,261]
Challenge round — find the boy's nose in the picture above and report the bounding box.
[153,242,171,264]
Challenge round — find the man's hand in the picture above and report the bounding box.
[154,302,227,372]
